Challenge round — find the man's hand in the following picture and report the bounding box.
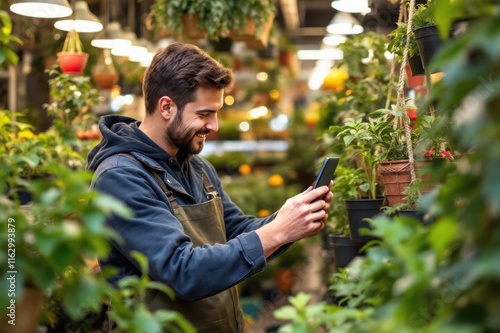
[256,181,333,258]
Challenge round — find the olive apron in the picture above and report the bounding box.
[121,154,244,332]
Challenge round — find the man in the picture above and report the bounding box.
[87,42,332,332]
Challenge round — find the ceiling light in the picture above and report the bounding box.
[111,30,147,57]
[10,0,72,18]
[327,12,363,35]
[297,49,343,60]
[91,22,132,49]
[54,1,103,33]
[331,0,371,14]
[322,33,347,46]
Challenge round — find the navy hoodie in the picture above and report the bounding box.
[87,115,283,301]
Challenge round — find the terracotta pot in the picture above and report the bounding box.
[229,14,275,50]
[57,52,89,75]
[181,14,207,39]
[93,72,119,90]
[275,268,295,292]
[378,159,412,206]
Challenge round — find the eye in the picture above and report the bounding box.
[198,112,210,118]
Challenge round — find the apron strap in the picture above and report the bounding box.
[119,153,179,209]
[201,170,219,199]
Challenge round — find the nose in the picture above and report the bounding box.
[206,113,219,133]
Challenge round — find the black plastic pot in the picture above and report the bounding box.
[344,197,384,242]
[409,54,425,76]
[414,25,444,70]
[398,209,433,226]
[329,235,366,269]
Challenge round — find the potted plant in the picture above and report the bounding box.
[325,166,369,269]
[44,66,100,140]
[227,0,276,49]
[329,115,388,242]
[0,10,22,70]
[149,0,275,43]
[387,21,425,79]
[412,1,446,71]
[57,29,89,75]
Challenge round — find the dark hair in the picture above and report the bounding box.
[142,42,234,115]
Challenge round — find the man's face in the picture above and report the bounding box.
[166,87,223,155]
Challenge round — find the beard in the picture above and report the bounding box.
[165,112,209,155]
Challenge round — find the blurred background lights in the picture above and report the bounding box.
[270,114,289,131]
[224,95,235,106]
[239,121,250,132]
[256,72,268,81]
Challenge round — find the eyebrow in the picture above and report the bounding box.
[195,109,218,114]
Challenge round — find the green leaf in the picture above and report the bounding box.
[289,292,312,309]
[147,281,175,300]
[429,217,457,260]
[273,305,297,320]
[133,306,162,333]
[130,251,149,275]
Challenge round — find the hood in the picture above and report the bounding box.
[87,115,170,171]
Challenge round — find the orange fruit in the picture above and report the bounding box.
[238,163,251,175]
[258,209,271,217]
[268,174,284,187]
[323,68,348,92]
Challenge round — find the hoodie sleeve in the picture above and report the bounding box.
[92,155,267,302]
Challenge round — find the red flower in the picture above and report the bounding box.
[440,150,454,160]
[423,149,436,159]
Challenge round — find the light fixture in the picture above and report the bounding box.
[322,33,347,46]
[54,0,103,33]
[10,0,72,18]
[91,22,132,49]
[327,12,364,35]
[331,0,371,14]
[297,48,343,60]
[111,30,147,57]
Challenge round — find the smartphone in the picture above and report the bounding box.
[312,157,339,199]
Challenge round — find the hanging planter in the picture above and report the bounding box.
[378,159,413,206]
[57,29,88,75]
[92,49,119,90]
[181,14,207,39]
[230,13,275,50]
[414,25,444,71]
[408,55,425,77]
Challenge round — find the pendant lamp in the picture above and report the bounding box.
[331,0,371,14]
[91,22,132,49]
[54,0,103,33]
[327,12,363,35]
[10,0,72,18]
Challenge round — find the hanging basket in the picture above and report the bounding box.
[181,14,207,39]
[93,72,119,90]
[57,52,89,75]
[414,25,444,71]
[229,13,275,50]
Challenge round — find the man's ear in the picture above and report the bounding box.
[158,96,176,120]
